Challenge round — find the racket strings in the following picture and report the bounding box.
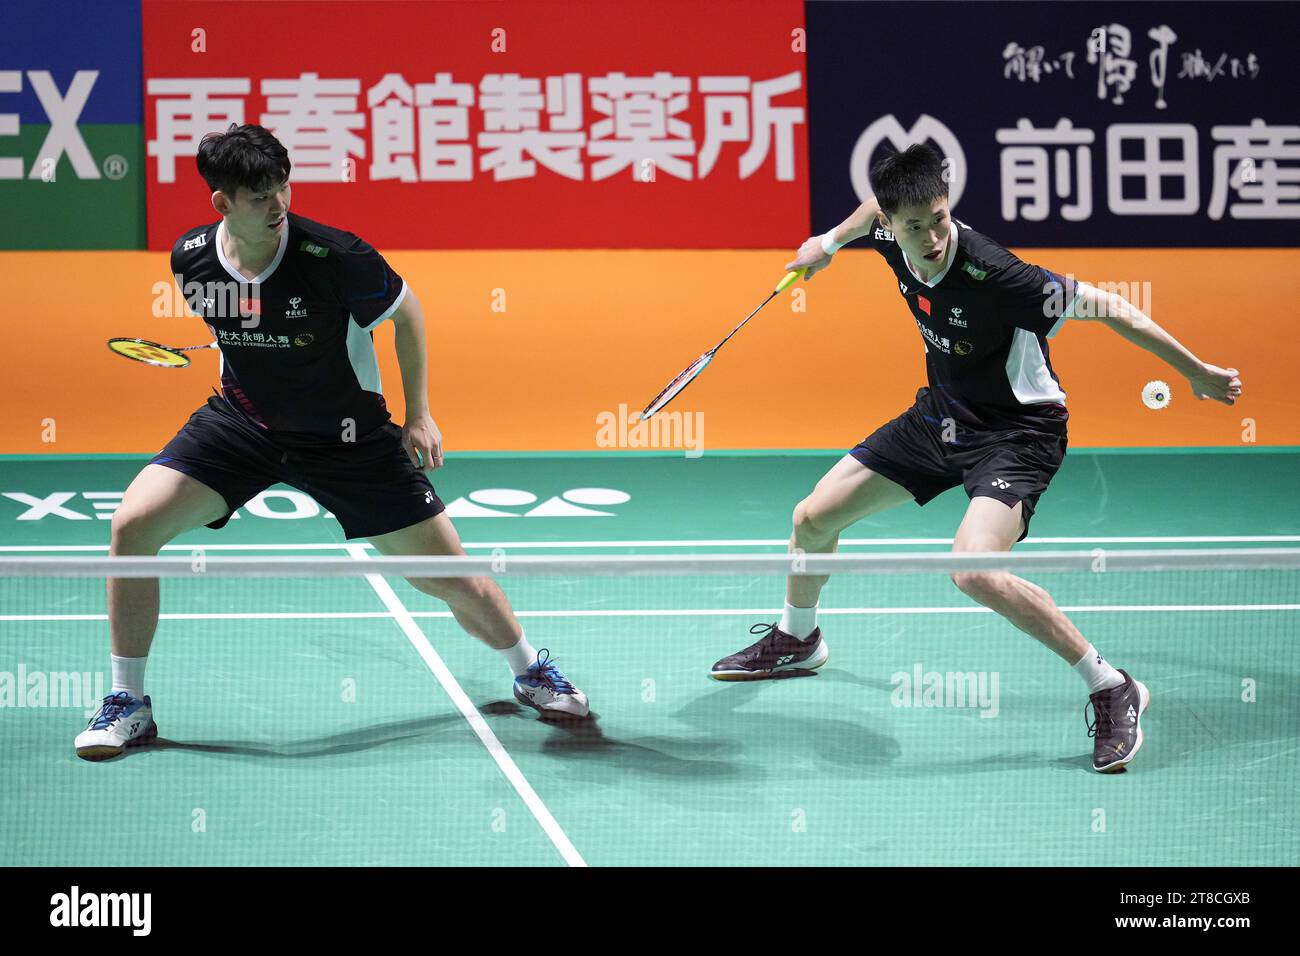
[642,353,712,417]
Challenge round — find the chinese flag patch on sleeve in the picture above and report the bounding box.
[917,294,931,315]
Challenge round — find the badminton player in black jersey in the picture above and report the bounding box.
[710,144,1242,772]
[77,125,588,760]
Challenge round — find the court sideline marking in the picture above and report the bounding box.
[343,543,585,868]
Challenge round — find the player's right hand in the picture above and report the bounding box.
[785,235,833,280]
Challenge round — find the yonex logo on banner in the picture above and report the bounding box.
[0,70,120,181]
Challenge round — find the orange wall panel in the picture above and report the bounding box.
[0,248,1294,453]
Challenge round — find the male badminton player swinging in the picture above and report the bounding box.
[76,124,588,760]
[710,144,1243,772]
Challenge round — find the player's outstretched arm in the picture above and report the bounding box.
[785,195,883,280]
[1071,283,1243,406]
[390,290,445,470]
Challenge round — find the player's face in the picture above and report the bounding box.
[882,198,951,270]
[222,179,292,239]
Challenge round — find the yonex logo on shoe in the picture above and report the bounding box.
[775,654,795,666]
[1126,705,1136,722]
[991,478,1010,489]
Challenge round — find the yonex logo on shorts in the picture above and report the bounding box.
[991,478,1010,489]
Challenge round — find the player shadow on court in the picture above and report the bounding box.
[144,713,485,760]
[670,679,905,776]
[680,669,1119,776]
[476,700,752,783]
[806,669,1119,773]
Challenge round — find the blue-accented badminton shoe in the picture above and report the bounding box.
[513,649,590,718]
[75,692,158,761]
[1085,670,1150,773]
[710,622,829,680]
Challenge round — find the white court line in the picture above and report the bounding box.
[7,604,1297,622]
[1,534,1299,553]
[342,543,586,869]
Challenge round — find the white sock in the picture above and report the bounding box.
[779,602,818,641]
[1073,643,1125,693]
[501,633,538,677]
[111,654,148,700]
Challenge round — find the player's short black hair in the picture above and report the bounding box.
[869,143,948,219]
[195,123,291,198]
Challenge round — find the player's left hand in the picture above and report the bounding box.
[403,414,443,470]
[1187,364,1243,405]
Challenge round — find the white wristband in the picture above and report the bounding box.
[820,231,845,256]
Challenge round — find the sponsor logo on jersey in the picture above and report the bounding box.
[215,329,290,348]
[292,333,315,347]
[954,340,973,356]
[949,307,967,327]
[914,319,951,354]
[874,226,895,242]
[285,296,308,319]
[962,262,988,281]
[182,233,207,251]
[300,241,329,258]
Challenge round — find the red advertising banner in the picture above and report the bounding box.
[142,0,809,250]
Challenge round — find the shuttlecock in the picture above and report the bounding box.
[1142,380,1172,410]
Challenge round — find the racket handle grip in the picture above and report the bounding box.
[775,268,806,293]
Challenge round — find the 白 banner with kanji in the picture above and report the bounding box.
[807,1,1298,247]
[142,0,810,250]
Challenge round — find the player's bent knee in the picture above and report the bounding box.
[407,575,493,603]
[951,571,1007,603]
[405,575,456,600]
[792,499,836,545]
[109,509,172,556]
